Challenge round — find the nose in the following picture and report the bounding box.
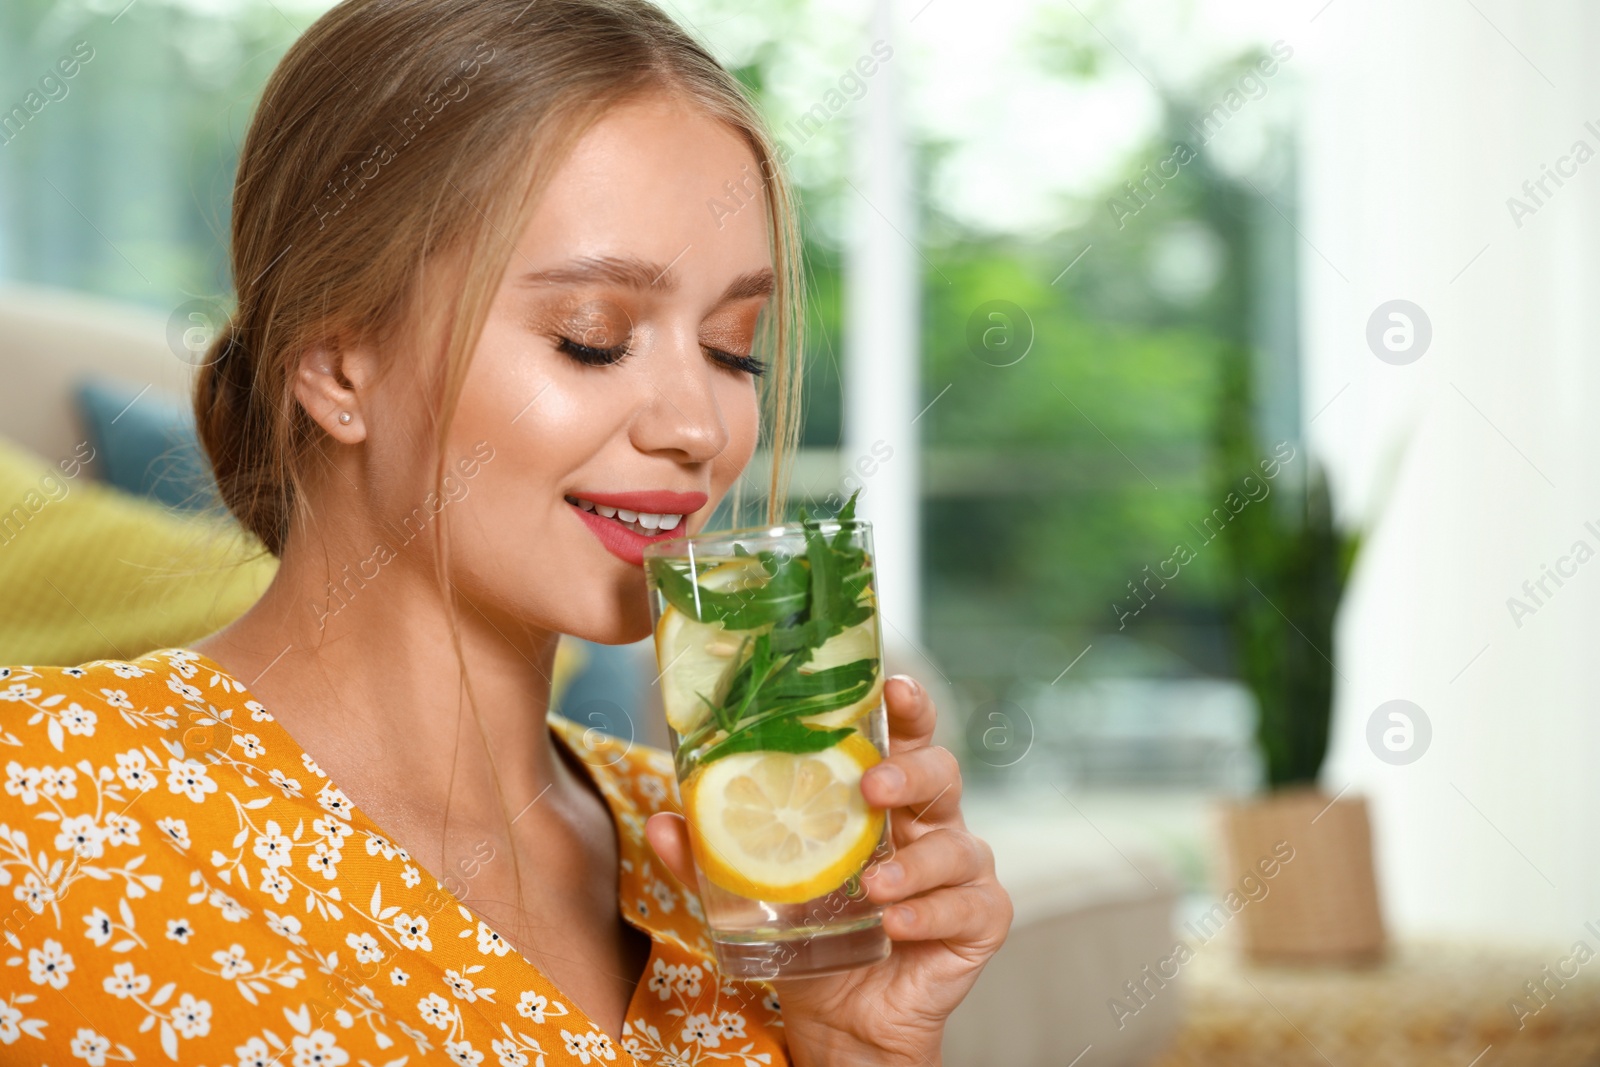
[629,327,733,464]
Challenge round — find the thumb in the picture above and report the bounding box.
[644,811,699,889]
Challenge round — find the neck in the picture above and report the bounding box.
[194,530,568,844]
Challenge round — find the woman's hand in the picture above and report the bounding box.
[645,674,1014,1066]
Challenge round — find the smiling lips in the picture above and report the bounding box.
[566,489,709,566]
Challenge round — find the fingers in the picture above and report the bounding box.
[881,881,1014,951]
[883,674,937,750]
[643,811,697,889]
[862,743,962,824]
[862,827,992,904]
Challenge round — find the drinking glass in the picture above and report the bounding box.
[642,511,893,979]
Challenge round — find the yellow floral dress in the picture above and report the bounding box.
[0,648,789,1066]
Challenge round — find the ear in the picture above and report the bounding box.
[292,341,378,444]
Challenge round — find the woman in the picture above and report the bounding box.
[0,1,1012,1063]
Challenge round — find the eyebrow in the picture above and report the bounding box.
[518,255,775,303]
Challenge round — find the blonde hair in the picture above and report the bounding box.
[194,0,805,931]
[197,0,803,555]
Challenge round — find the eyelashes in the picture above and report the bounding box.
[554,335,766,377]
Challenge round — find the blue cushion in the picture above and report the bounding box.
[74,379,218,511]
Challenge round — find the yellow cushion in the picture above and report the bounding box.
[0,438,582,701]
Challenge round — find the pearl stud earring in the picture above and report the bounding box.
[338,411,352,425]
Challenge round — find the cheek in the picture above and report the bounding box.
[710,379,762,492]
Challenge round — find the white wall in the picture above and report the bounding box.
[1305,0,1600,943]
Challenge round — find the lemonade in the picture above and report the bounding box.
[643,492,893,979]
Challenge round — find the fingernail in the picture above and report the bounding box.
[893,674,922,699]
[888,904,915,926]
[868,764,905,794]
[871,861,902,886]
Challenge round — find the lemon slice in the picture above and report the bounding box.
[655,558,771,735]
[681,734,884,904]
[796,588,883,729]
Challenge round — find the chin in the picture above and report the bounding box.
[547,579,655,647]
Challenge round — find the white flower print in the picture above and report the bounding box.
[0,682,40,702]
[681,1013,721,1047]
[265,909,305,944]
[516,990,554,1024]
[418,992,453,1030]
[245,698,271,720]
[211,888,249,922]
[167,675,203,702]
[389,967,408,986]
[61,703,97,737]
[444,969,480,1002]
[363,831,397,860]
[27,938,74,989]
[645,958,703,1001]
[491,1037,530,1067]
[84,907,114,946]
[165,758,217,803]
[252,821,293,868]
[307,842,341,879]
[477,922,510,957]
[212,943,252,979]
[648,879,677,915]
[55,814,106,859]
[637,773,668,807]
[62,667,87,678]
[40,764,77,799]
[4,762,41,804]
[301,752,326,778]
[345,931,383,965]
[104,812,139,847]
[559,1029,616,1064]
[106,661,146,679]
[69,1027,112,1065]
[316,781,352,818]
[166,918,193,943]
[102,961,150,999]
[291,1029,348,1067]
[15,871,57,912]
[717,1010,748,1040]
[313,815,352,845]
[445,1038,485,1066]
[99,688,133,710]
[235,1035,275,1067]
[402,864,421,888]
[156,816,190,850]
[393,912,431,951]
[267,768,302,797]
[0,999,19,1042]
[172,992,212,1038]
[259,866,292,905]
[235,732,266,758]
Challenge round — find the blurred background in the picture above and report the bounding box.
[3,0,1599,1063]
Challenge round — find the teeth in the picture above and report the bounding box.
[569,496,684,537]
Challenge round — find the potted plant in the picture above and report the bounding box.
[1210,349,1383,965]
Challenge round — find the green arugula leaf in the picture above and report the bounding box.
[697,716,856,763]
[648,555,807,629]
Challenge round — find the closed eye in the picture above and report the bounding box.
[555,335,630,367]
[557,333,765,377]
[706,346,766,377]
